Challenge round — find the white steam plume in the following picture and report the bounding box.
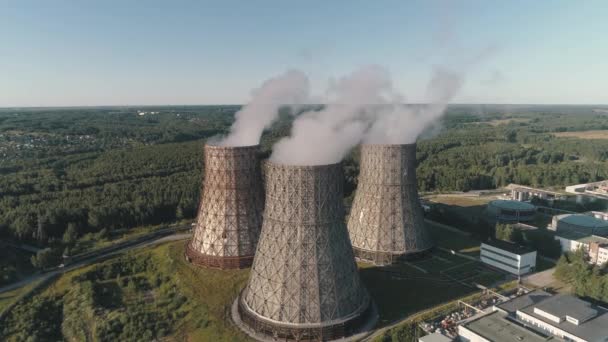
[218,70,310,147]
[270,66,392,165]
[271,65,463,165]
[365,67,463,144]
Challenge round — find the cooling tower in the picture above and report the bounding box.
[185,143,263,269]
[234,162,373,341]
[347,143,433,266]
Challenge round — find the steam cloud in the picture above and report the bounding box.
[270,66,392,165]
[270,65,463,165]
[365,67,463,144]
[218,70,310,147]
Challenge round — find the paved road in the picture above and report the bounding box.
[0,232,191,294]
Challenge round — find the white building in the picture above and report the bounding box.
[459,291,608,342]
[480,240,537,276]
[555,233,608,266]
[509,184,565,203]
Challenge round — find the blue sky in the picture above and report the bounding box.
[1,0,607,107]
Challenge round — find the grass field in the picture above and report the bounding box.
[3,221,503,340]
[426,195,491,207]
[553,130,608,139]
[3,241,251,342]
[426,221,481,255]
[361,248,504,325]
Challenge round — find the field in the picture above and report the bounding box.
[553,130,608,139]
[1,241,251,342]
[426,220,481,255]
[1,228,506,340]
[361,247,504,325]
[485,118,531,126]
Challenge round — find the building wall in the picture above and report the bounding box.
[555,236,588,254]
[598,246,608,265]
[516,311,586,342]
[554,236,608,266]
[480,243,536,275]
[457,326,490,342]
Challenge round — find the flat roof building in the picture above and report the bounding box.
[517,294,608,342]
[465,290,608,342]
[459,311,562,342]
[480,240,537,276]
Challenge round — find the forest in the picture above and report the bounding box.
[1,105,608,269]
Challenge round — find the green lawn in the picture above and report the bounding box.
[426,221,481,255]
[360,248,504,325]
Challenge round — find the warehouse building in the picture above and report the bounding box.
[480,240,537,276]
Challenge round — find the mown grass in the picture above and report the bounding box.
[426,221,481,255]
[361,248,504,325]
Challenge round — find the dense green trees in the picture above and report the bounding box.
[2,106,608,260]
[554,250,608,303]
[1,251,190,341]
[495,223,523,243]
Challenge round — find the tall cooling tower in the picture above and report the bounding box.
[234,162,373,341]
[347,144,433,266]
[185,143,263,269]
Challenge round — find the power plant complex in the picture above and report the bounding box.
[186,141,437,340]
[185,143,264,269]
[233,162,374,341]
[347,144,433,265]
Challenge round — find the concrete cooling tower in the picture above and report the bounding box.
[233,162,374,341]
[347,144,433,266]
[185,143,264,269]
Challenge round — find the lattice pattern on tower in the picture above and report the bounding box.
[186,144,263,269]
[236,162,372,341]
[347,144,433,265]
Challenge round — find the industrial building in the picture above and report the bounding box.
[508,184,565,203]
[565,181,608,200]
[185,144,264,269]
[234,162,375,341]
[347,144,433,265]
[550,214,608,237]
[459,290,608,342]
[555,231,608,266]
[480,240,537,276]
[486,200,536,223]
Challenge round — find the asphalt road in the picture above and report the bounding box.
[0,232,191,294]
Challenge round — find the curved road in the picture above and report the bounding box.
[0,232,191,294]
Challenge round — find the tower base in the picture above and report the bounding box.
[184,241,253,270]
[232,291,378,342]
[353,246,434,266]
